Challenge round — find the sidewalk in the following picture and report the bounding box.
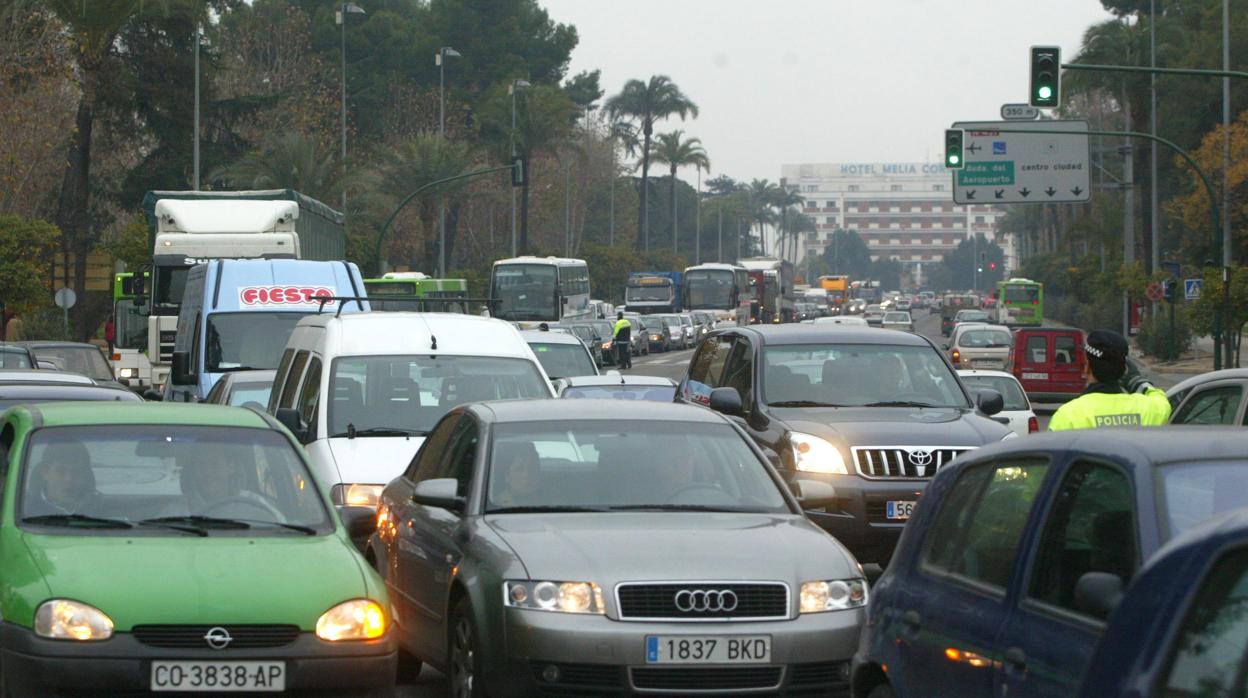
[1133,335,1221,389]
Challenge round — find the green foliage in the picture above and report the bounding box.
[818,230,873,279]
[1136,307,1193,360]
[579,242,686,304]
[1188,266,1248,339]
[210,131,355,204]
[563,69,603,111]
[0,215,60,312]
[100,215,150,271]
[938,234,1006,293]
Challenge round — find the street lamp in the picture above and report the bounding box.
[509,79,530,257]
[436,46,461,277]
[337,3,365,215]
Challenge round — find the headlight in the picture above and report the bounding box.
[118,368,134,378]
[505,580,606,614]
[602,342,612,350]
[316,599,386,641]
[34,600,113,641]
[800,579,868,613]
[331,483,384,507]
[789,432,849,474]
[651,334,662,340]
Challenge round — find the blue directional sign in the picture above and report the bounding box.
[1185,279,1202,301]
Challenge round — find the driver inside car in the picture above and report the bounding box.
[177,449,287,522]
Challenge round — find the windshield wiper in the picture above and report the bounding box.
[213,366,258,373]
[140,515,250,530]
[135,518,209,537]
[768,400,847,407]
[861,400,946,408]
[334,425,426,439]
[487,505,610,514]
[608,504,762,513]
[221,519,318,535]
[22,513,133,529]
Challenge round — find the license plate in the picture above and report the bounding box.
[1022,372,1049,380]
[151,661,285,692]
[645,635,771,664]
[886,501,916,520]
[973,359,999,367]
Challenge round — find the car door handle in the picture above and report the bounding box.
[1004,647,1026,673]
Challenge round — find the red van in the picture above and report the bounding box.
[1012,327,1086,401]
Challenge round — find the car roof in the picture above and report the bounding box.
[16,341,100,350]
[727,324,932,346]
[519,330,586,346]
[16,402,272,429]
[1013,326,1083,334]
[222,369,278,384]
[964,427,1248,468]
[957,369,1020,380]
[295,312,532,358]
[476,398,725,424]
[1165,368,1248,397]
[562,375,677,387]
[0,384,141,402]
[0,370,95,385]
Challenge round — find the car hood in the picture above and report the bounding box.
[770,406,1010,447]
[486,512,856,588]
[327,436,426,485]
[21,534,368,630]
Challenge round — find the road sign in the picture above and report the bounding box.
[1146,282,1164,303]
[951,120,1091,205]
[1000,104,1040,121]
[1185,279,1203,300]
[54,287,77,310]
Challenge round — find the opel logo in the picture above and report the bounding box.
[203,626,233,650]
[674,589,739,613]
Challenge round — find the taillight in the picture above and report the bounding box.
[951,349,961,365]
[1028,416,1039,433]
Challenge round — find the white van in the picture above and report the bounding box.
[267,312,554,510]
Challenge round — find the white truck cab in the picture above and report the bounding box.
[268,313,554,512]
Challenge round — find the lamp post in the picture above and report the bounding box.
[337,3,365,215]
[436,46,461,277]
[509,79,530,257]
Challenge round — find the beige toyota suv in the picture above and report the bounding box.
[946,323,1014,371]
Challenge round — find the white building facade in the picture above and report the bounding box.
[779,162,1013,284]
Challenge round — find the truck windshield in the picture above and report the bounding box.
[204,312,309,372]
[491,264,557,321]
[626,284,672,302]
[685,270,735,309]
[154,265,189,310]
[114,299,149,350]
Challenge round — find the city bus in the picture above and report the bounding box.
[111,272,152,389]
[363,272,469,312]
[682,263,751,325]
[489,256,593,325]
[998,278,1044,327]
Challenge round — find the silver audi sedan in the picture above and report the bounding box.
[368,399,866,697]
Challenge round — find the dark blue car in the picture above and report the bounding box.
[1078,507,1248,697]
[853,428,1248,698]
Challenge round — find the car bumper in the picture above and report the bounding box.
[798,474,930,564]
[0,622,396,696]
[485,608,858,697]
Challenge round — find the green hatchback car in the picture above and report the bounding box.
[0,403,396,697]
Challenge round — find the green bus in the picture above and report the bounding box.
[363,272,470,312]
[998,278,1043,327]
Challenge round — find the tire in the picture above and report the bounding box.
[867,684,897,698]
[448,598,487,698]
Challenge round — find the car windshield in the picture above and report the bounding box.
[960,375,1029,411]
[1157,462,1248,540]
[957,311,990,322]
[329,355,549,436]
[959,329,1013,348]
[491,263,557,321]
[228,380,274,408]
[563,385,677,402]
[485,421,789,513]
[28,346,111,381]
[0,349,31,370]
[763,343,970,408]
[19,425,330,533]
[528,342,595,380]
[204,312,309,372]
[883,312,911,323]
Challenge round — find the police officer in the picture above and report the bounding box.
[612,311,633,370]
[1048,329,1171,431]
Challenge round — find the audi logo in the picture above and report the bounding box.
[674,589,739,613]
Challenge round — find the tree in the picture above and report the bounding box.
[648,130,709,255]
[705,175,739,196]
[373,133,476,272]
[819,230,873,279]
[939,234,1007,293]
[605,75,698,252]
[1166,110,1248,264]
[0,215,60,312]
[100,214,150,272]
[743,179,781,255]
[210,131,354,205]
[563,69,603,111]
[773,186,805,260]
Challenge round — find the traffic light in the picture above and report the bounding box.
[944,129,965,169]
[511,156,526,187]
[989,262,998,270]
[1029,46,1061,108]
[1163,279,1177,303]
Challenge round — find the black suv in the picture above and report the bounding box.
[674,324,1011,563]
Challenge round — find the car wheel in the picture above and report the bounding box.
[867,683,897,698]
[448,598,487,698]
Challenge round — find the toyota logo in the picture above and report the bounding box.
[908,449,933,467]
[674,589,739,613]
[203,627,233,650]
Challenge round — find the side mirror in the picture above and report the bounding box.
[976,388,1004,417]
[793,479,838,509]
[170,351,195,385]
[275,407,308,442]
[411,478,464,512]
[708,387,743,417]
[142,388,163,402]
[1074,571,1124,620]
[338,505,378,540]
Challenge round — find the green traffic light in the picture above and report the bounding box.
[1037,85,1053,100]
[948,154,960,165]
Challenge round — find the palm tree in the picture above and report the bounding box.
[374,133,476,270]
[210,132,353,205]
[744,179,782,255]
[773,186,805,260]
[648,130,710,256]
[605,75,698,251]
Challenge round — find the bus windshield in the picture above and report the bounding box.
[492,264,557,321]
[113,300,149,350]
[685,269,735,309]
[1003,285,1040,304]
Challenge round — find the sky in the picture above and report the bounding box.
[539,0,1116,186]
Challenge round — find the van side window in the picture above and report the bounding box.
[1026,336,1047,363]
[278,351,309,409]
[269,349,296,412]
[298,358,323,435]
[1054,335,1077,366]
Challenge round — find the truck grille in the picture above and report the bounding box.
[158,330,177,362]
[616,582,789,621]
[852,446,973,479]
